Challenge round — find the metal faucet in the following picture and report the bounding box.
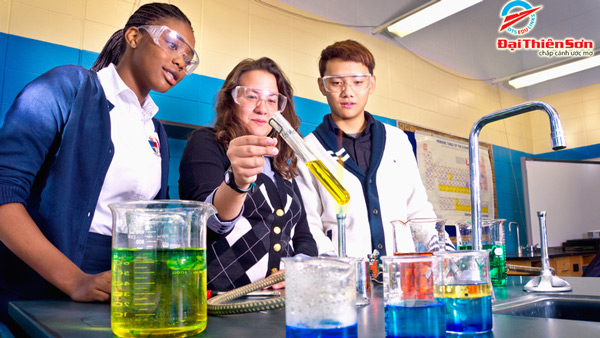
[469,101,566,250]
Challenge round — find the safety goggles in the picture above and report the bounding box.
[231,86,287,113]
[321,73,373,93]
[138,25,199,75]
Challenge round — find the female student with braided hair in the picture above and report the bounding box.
[0,2,197,331]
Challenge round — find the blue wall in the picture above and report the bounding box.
[493,145,532,253]
[0,34,396,199]
[494,144,600,253]
[5,34,599,248]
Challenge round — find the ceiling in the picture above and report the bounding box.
[278,0,600,100]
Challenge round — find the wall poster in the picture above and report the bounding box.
[414,130,495,225]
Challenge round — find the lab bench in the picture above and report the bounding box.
[8,276,600,337]
[507,247,597,277]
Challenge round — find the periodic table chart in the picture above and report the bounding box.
[415,131,495,225]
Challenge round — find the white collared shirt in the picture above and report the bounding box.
[90,64,162,235]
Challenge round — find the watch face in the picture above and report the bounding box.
[224,170,232,184]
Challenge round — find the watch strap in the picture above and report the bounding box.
[225,168,255,193]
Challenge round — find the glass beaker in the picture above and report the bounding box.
[109,200,216,338]
[435,250,493,334]
[488,219,507,287]
[456,220,473,250]
[354,257,371,306]
[456,219,507,287]
[391,218,447,255]
[284,256,357,337]
[381,255,445,338]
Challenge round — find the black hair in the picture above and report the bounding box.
[91,2,192,71]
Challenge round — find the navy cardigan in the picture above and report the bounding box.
[0,65,169,299]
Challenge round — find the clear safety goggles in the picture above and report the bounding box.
[321,73,373,93]
[138,25,199,75]
[231,86,287,113]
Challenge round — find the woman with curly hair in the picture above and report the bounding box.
[179,57,317,291]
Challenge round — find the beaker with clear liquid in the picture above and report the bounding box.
[109,200,216,338]
[391,218,447,255]
[284,256,357,337]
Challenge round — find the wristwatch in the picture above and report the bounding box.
[224,167,255,194]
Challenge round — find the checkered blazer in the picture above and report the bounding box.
[179,128,318,291]
[206,173,317,290]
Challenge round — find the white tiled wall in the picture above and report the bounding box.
[2,0,597,154]
[533,82,600,153]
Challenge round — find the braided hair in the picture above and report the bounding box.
[91,2,192,71]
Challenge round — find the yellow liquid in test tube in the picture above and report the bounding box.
[306,160,350,205]
[268,112,350,205]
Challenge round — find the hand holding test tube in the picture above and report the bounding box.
[268,112,350,205]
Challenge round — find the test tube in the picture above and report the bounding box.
[269,112,350,205]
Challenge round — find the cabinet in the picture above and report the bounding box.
[507,254,596,277]
[551,256,583,277]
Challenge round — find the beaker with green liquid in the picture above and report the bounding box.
[109,200,216,338]
[269,112,350,205]
[456,219,507,287]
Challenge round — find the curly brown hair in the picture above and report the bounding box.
[213,57,300,180]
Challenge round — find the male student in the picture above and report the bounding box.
[296,39,447,257]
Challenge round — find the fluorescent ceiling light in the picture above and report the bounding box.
[381,0,482,38]
[508,55,600,89]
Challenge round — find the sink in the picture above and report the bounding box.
[493,295,600,322]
